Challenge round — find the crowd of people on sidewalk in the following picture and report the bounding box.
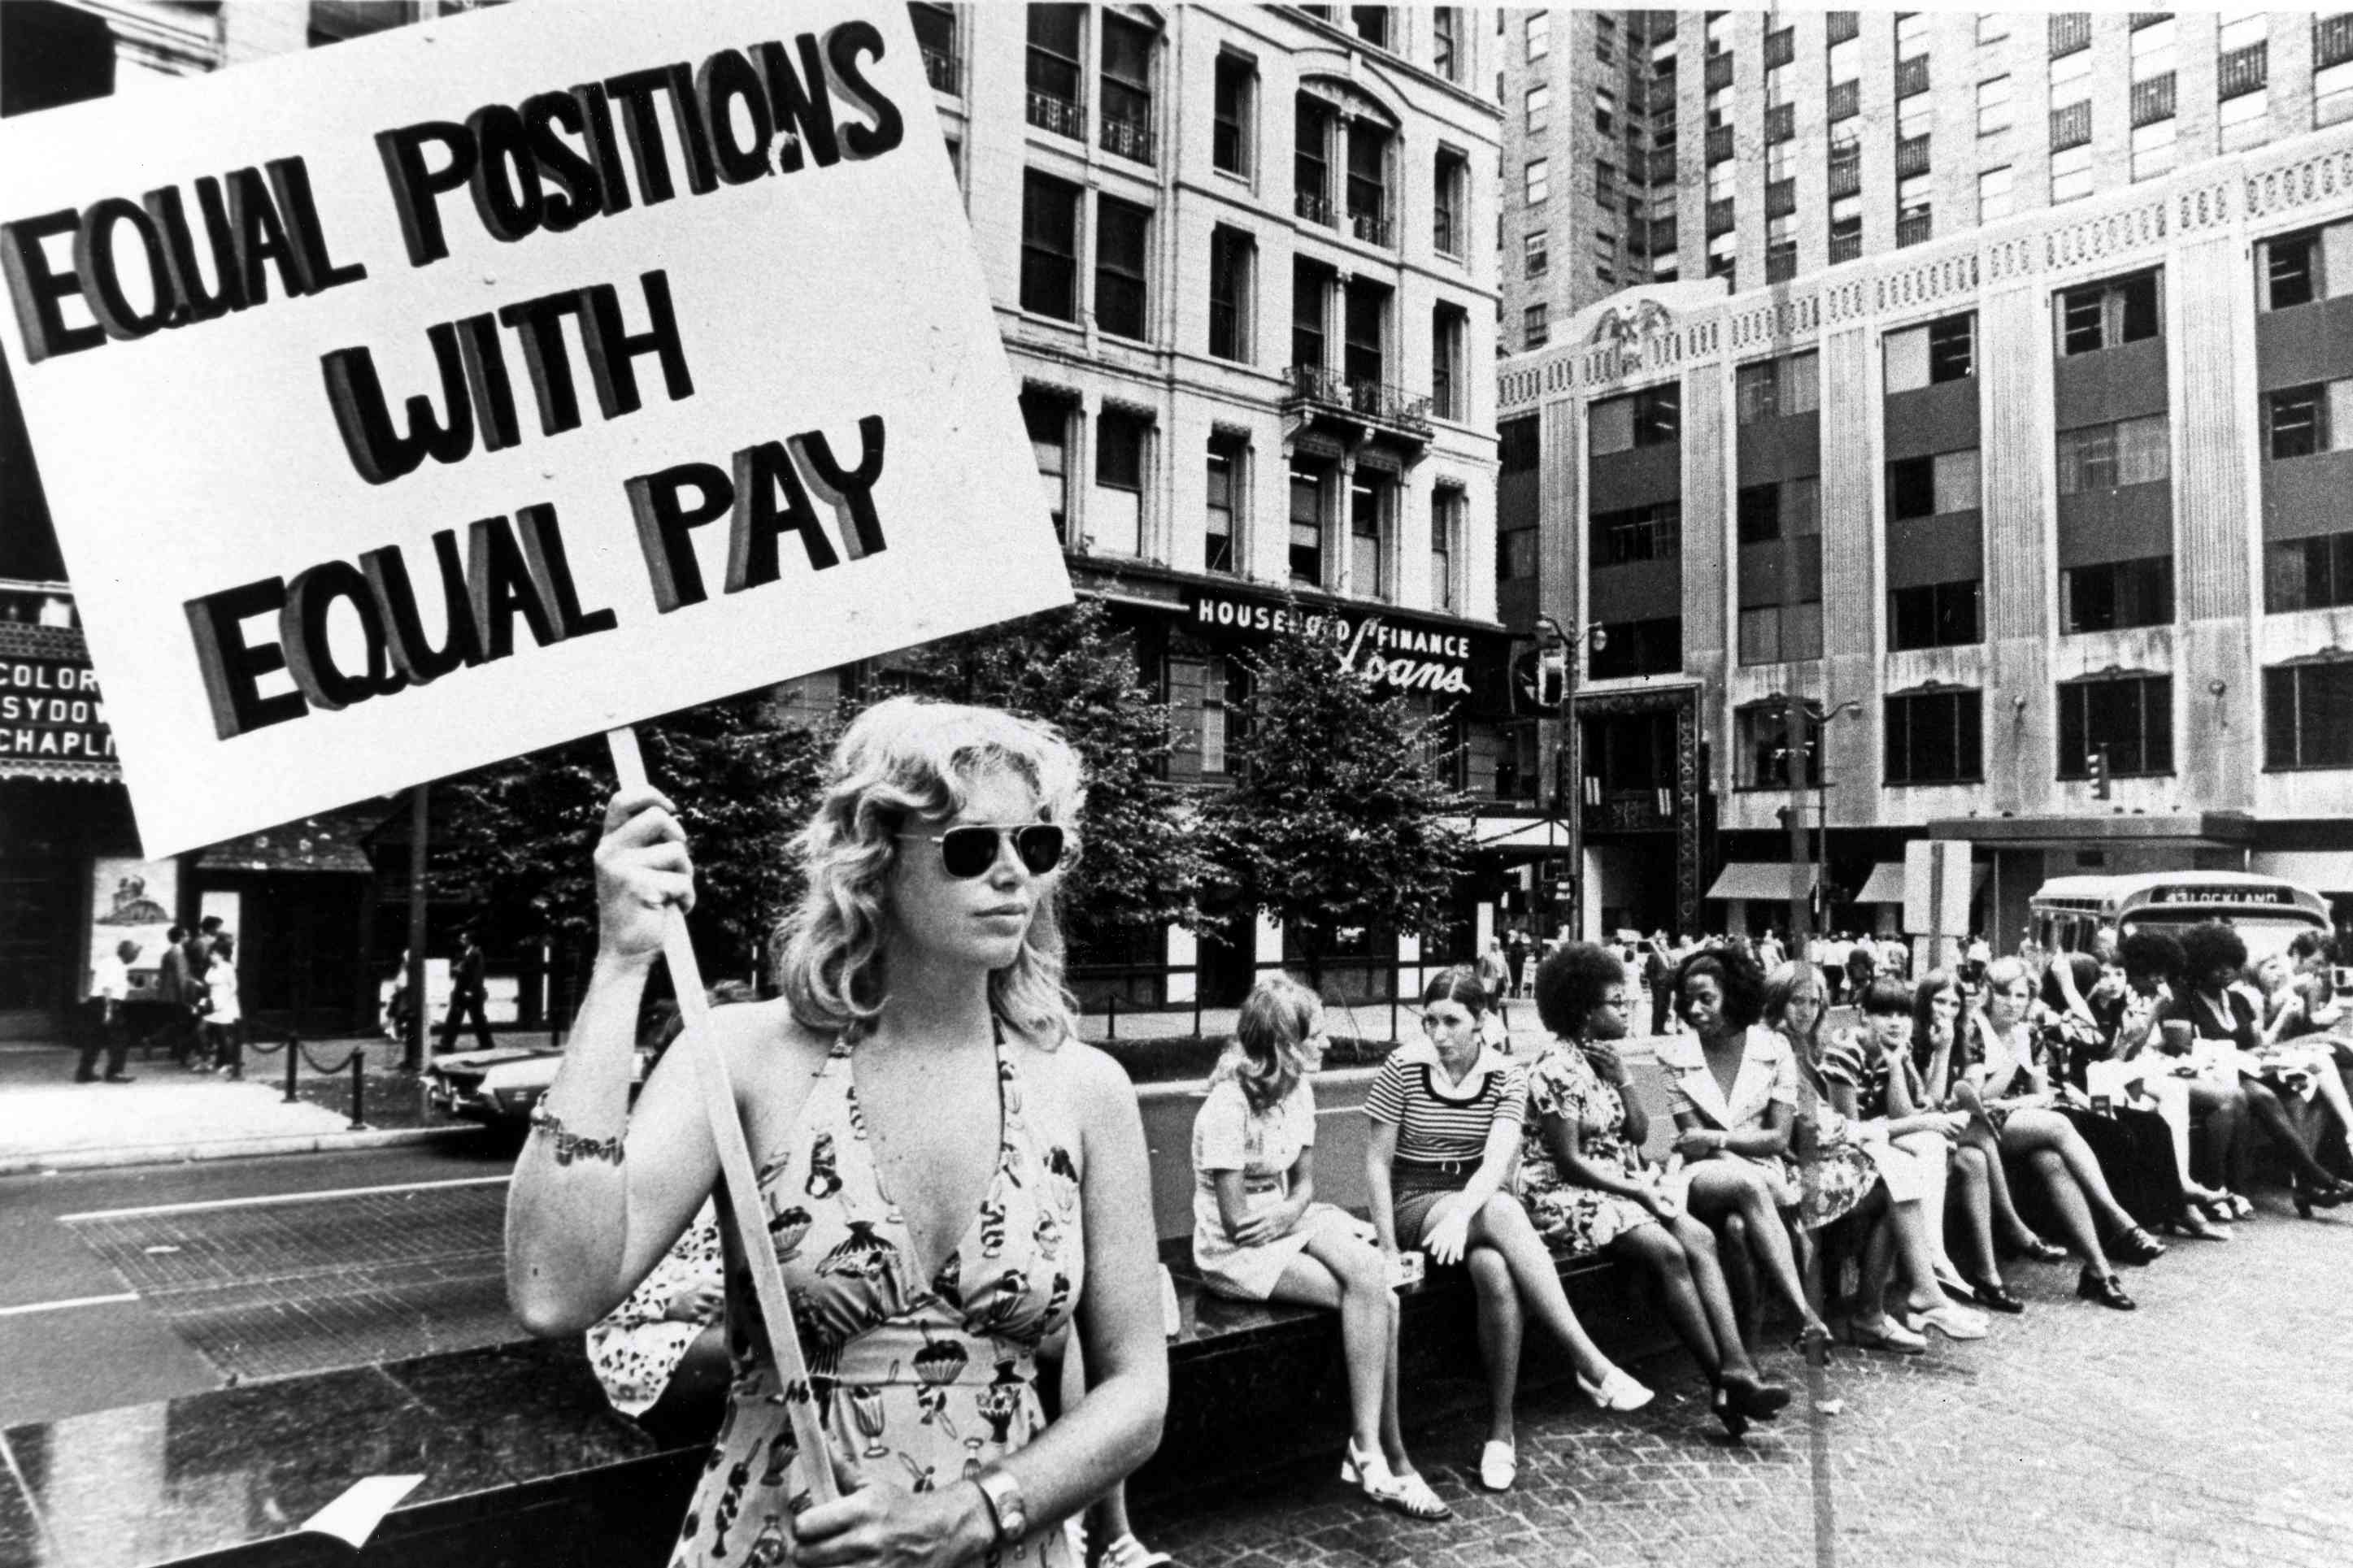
[74,915,242,1084]
[511,693,2353,1568]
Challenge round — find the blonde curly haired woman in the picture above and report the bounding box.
[508,697,1166,1567]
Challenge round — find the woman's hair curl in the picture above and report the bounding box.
[1227,974,1321,1114]
[772,695,1085,1043]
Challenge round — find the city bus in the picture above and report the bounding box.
[2029,871,2334,966]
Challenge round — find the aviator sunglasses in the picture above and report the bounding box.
[898,823,1068,880]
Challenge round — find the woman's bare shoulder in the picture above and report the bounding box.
[697,999,836,1118]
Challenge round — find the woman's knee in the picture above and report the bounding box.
[1466,1244,1513,1297]
[1331,1237,1387,1298]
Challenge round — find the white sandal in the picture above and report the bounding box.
[1098,1533,1173,1568]
[1478,1439,1517,1492]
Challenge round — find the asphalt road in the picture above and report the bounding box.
[0,1136,520,1430]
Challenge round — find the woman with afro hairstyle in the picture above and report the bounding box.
[1519,943,1792,1438]
[1655,945,1834,1357]
[2160,922,2352,1214]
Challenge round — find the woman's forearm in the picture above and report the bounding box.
[1365,1151,1400,1251]
[505,949,655,1334]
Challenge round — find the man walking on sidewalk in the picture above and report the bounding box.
[154,925,198,1066]
[77,939,138,1084]
[438,927,496,1054]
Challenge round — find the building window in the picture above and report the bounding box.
[1433,150,1468,256]
[1980,165,2016,221]
[1346,119,1392,245]
[1350,4,1390,50]
[1295,97,1334,224]
[1208,226,1253,363]
[1829,194,1862,261]
[1898,174,1933,246]
[1524,158,1549,206]
[1590,501,1681,566]
[1349,472,1389,598]
[2220,86,2269,152]
[1890,580,1984,651]
[1527,82,1551,135]
[1092,410,1147,556]
[911,3,959,94]
[2263,382,2353,459]
[2132,120,2177,183]
[1526,11,1550,63]
[1204,437,1242,575]
[1885,312,1977,390]
[1707,228,1736,289]
[1978,73,2012,136]
[2266,663,2353,768]
[2061,557,2175,633]
[1736,352,1820,424]
[1885,689,1985,784]
[1887,450,1981,520]
[1025,3,1085,138]
[1291,258,1328,371]
[2058,271,2162,355]
[1739,601,1823,665]
[2055,415,2170,494]
[1590,83,1611,134]
[2059,675,2173,777]
[1432,7,1462,83]
[1019,172,1081,319]
[1735,702,1822,789]
[1737,476,1820,544]
[1523,303,1549,350]
[2050,143,2093,204]
[1589,384,1681,454]
[2050,11,2093,60]
[1094,196,1150,341]
[1212,52,1255,176]
[1431,488,1462,611]
[1980,14,2012,46]
[1342,277,1386,389]
[1099,14,1155,163]
[2320,15,2353,125]
[1498,525,1539,582]
[1022,389,1071,542]
[1431,306,1466,420]
[2266,531,2353,611]
[1288,462,1326,584]
[1524,228,1549,277]
[1588,616,1681,680]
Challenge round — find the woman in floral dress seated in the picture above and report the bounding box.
[507,699,1166,1567]
[1910,969,2024,1312]
[1191,975,1446,1521]
[1520,943,1791,1439]
[1766,963,1988,1354]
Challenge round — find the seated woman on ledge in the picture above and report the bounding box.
[1769,964,1989,1354]
[1954,958,2160,1311]
[506,698,1166,1568]
[1655,946,1833,1359]
[1910,969,2024,1312]
[2163,921,2352,1215]
[1364,966,1652,1496]
[1518,942,1791,1439]
[1191,975,1446,1522]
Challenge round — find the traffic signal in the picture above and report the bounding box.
[1536,645,1568,711]
[2086,745,2112,800]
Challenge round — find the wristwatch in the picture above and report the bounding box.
[972,1465,1029,1546]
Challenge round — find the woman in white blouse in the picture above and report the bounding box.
[1658,946,1832,1356]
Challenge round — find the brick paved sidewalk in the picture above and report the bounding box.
[1137,1199,2353,1568]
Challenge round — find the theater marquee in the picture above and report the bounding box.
[0,626,119,781]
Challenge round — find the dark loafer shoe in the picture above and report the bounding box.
[2076,1267,2137,1311]
[1968,1277,2026,1314]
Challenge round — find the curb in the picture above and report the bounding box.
[0,1123,494,1177]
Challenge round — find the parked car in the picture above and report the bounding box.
[424,1041,655,1127]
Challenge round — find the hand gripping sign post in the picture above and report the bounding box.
[0,0,1076,1505]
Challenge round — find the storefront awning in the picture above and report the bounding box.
[1856,861,1994,905]
[1470,815,1572,854]
[1707,862,1815,901]
[197,806,388,875]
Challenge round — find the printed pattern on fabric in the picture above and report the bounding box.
[1516,1042,1655,1256]
[673,1035,1082,1568]
[589,1200,723,1418]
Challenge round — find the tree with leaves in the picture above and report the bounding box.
[1199,619,1472,992]
[892,597,1210,962]
[437,690,838,997]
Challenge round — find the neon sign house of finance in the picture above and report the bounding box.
[1189,593,1475,696]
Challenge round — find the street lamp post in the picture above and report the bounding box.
[1777,697,1860,951]
[1537,615,1607,942]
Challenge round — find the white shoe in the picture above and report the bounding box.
[1902,1301,1990,1341]
[1576,1365,1656,1412]
[1478,1440,1516,1492]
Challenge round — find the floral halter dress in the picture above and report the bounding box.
[672,1027,1084,1567]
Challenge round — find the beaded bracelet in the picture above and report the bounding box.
[528,1099,625,1166]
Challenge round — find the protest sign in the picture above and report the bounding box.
[0,0,1070,856]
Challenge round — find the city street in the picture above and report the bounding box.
[0,1140,513,1430]
[1138,1197,2353,1568]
